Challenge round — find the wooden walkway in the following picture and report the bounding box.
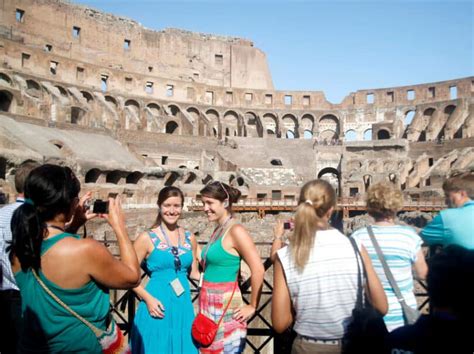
[188,197,446,218]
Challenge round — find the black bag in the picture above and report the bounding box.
[342,238,388,354]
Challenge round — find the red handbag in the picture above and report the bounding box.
[191,280,237,347]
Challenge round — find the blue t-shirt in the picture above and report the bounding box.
[421,201,474,250]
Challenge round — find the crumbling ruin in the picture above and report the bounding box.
[0,0,473,218]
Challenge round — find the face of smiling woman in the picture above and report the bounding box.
[201,195,229,224]
[159,196,183,227]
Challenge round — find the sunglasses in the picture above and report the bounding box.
[170,246,181,272]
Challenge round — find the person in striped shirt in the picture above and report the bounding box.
[272,179,387,354]
[351,182,428,332]
[0,160,40,354]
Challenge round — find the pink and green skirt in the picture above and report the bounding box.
[198,280,247,353]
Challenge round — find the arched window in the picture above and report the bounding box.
[377,129,390,140]
[345,130,357,141]
[165,121,179,134]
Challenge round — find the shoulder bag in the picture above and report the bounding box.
[342,237,388,354]
[367,225,420,325]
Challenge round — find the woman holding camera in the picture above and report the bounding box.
[272,179,387,354]
[10,164,140,353]
[130,186,199,354]
[197,181,264,353]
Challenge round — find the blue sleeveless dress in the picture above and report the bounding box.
[131,230,198,354]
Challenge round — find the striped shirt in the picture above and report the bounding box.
[0,199,23,291]
[351,225,422,332]
[277,229,360,340]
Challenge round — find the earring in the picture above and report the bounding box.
[223,199,229,208]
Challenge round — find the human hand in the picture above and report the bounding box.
[232,304,255,323]
[66,192,97,233]
[145,297,165,318]
[273,220,285,240]
[103,197,126,233]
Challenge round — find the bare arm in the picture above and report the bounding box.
[271,256,293,333]
[413,249,428,280]
[131,232,153,300]
[270,220,286,263]
[231,224,264,322]
[359,246,388,315]
[84,198,140,289]
[189,233,201,280]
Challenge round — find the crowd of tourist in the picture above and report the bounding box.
[0,161,472,353]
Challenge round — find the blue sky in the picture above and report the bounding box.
[75,0,473,103]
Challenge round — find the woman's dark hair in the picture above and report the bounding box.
[151,186,184,228]
[199,181,241,209]
[10,164,80,271]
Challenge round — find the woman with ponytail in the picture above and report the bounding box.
[196,181,264,353]
[10,164,140,353]
[130,186,199,353]
[271,179,387,354]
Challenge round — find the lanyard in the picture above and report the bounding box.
[159,224,181,248]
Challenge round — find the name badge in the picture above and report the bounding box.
[170,278,185,297]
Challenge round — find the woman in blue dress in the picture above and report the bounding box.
[131,186,199,353]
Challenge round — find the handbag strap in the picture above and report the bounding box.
[32,269,103,337]
[215,277,238,328]
[366,225,409,307]
[348,237,366,308]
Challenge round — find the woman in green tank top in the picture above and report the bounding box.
[197,181,264,353]
[9,164,140,353]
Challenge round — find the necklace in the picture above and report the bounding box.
[46,224,66,232]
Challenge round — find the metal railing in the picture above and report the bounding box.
[110,241,430,354]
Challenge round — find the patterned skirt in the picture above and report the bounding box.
[198,280,247,353]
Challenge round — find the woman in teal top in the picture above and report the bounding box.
[198,181,264,353]
[9,164,140,353]
[131,186,199,353]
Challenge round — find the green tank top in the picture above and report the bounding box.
[15,233,109,353]
[201,229,241,283]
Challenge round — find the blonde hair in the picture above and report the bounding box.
[290,179,336,272]
[366,182,403,220]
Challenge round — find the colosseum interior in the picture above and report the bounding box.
[0,0,472,351]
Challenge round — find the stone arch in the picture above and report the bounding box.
[145,102,161,132]
[169,104,193,135]
[244,111,263,137]
[184,172,197,184]
[320,129,338,142]
[124,99,141,130]
[301,113,315,138]
[165,120,179,134]
[418,108,436,141]
[223,110,240,137]
[205,109,220,137]
[85,168,101,183]
[404,110,415,125]
[377,129,390,140]
[317,167,340,195]
[81,91,94,103]
[105,95,118,107]
[187,106,206,136]
[0,73,13,87]
[55,85,68,97]
[363,174,373,191]
[345,129,357,141]
[319,114,340,139]
[363,129,372,140]
[282,114,298,139]
[126,171,143,184]
[0,90,14,112]
[25,79,42,98]
[106,170,123,184]
[262,113,278,136]
[70,106,87,125]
